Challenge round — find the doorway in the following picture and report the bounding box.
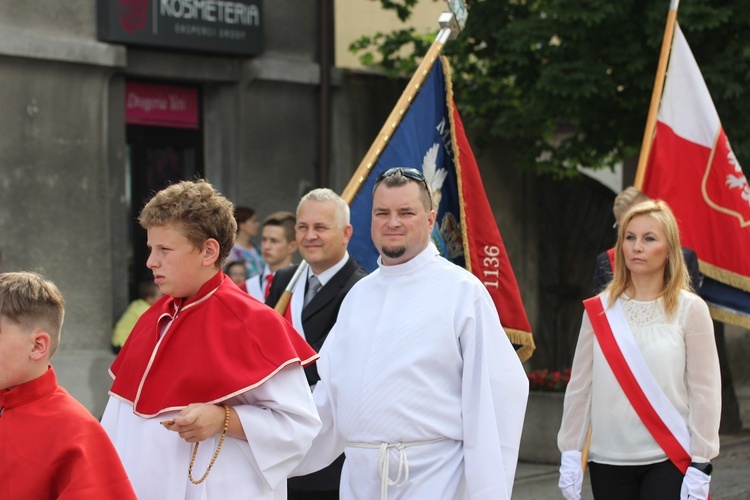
[125,81,203,300]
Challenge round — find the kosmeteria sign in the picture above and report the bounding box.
[97,0,263,56]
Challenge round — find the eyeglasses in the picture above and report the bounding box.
[375,167,433,209]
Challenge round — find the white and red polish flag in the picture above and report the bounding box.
[642,24,750,327]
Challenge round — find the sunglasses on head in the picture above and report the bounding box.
[376,167,426,183]
[375,167,433,209]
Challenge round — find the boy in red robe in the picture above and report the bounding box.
[0,271,136,499]
[101,180,320,499]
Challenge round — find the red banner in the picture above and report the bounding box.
[450,94,534,360]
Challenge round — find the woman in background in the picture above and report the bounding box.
[558,200,720,500]
[229,206,265,278]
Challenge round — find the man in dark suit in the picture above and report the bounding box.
[266,188,367,500]
[593,186,703,294]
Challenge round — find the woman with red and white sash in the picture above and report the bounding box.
[558,200,720,500]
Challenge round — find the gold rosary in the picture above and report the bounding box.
[188,404,231,485]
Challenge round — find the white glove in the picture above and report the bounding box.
[559,450,584,500]
[680,465,710,500]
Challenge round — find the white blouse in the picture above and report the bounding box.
[558,290,721,465]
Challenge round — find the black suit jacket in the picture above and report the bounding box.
[266,255,367,385]
[265,256,367,492]
[592,246,703,295]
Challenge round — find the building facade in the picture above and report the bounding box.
[0,0,540,414]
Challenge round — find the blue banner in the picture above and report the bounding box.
[348,58,462,273]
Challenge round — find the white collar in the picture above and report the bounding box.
[377,243,439,277]
[308,251,349,287]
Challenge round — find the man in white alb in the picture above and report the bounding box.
[292,167,529,499]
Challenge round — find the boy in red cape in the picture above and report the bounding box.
[101,180,321,499]
[0,271,136,499]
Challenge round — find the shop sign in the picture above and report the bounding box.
[98,0,263,56]
[125,82,199,129]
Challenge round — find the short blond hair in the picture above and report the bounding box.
[297,188,350,227]
[139,180,236,268]
[613,186,650,225]
[0,272,65,356]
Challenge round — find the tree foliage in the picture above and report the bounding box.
[351,0,750,177]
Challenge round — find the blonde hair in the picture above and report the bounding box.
[606,200,690,319]
[0,272,65,356]
[139,180,236,268]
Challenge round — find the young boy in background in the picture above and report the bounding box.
[0,271,136,498]
[243,210,298,301]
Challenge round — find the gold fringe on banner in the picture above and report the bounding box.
[706,304,750,330]
[442,56,536,362]
[442,57,471,274]
[506,328,537,363]
[699,261,750,293]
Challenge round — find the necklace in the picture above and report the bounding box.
[188,404,230,485]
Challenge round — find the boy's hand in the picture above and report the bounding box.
[161,403,226,443]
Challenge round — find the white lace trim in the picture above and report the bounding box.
[619,292,692,328]
[621,298,667,327]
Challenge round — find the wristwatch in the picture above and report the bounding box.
[690,462,713,476]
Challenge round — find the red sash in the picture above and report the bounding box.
[583,296,691,473]
[606,247,615,271]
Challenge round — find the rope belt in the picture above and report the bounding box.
[346,437,447,500]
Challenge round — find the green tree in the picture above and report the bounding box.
[351,0,750,177]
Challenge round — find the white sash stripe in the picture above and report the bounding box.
[600,294,691,455]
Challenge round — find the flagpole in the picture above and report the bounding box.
[275,5,466,316]
[273,262,308,315]
[633,0,680,189]
[587,1,681,466]
[340,16,456,205]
